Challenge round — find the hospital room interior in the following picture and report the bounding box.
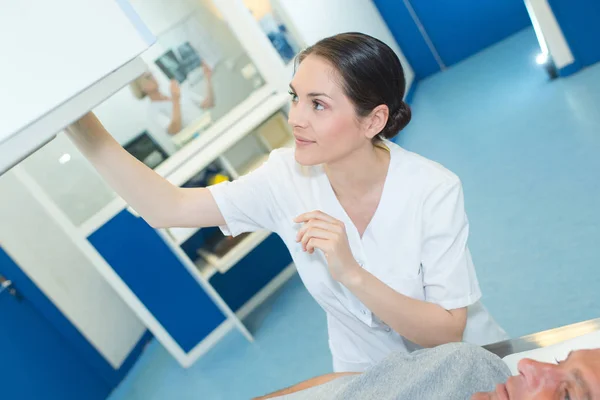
[1,0,600,399]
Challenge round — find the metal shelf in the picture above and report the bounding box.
[196,230,272,276]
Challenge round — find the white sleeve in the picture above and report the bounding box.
[208,154,280,237]
[149,106,171,132]
[187,90,205,107]
[421,177,482,310]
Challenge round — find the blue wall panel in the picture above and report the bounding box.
[548,0,600,68]
[89,210,226,353]
[373,0,441,79]
[410,0,531,67]
[375,0,530,78]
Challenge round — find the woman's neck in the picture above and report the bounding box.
[147,91,170,101]
[324,143,390,197]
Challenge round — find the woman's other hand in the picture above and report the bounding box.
[294,211,361,284]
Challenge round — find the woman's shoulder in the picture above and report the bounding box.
[389,141,459,186]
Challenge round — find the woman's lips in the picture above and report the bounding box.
[295,137,315,146]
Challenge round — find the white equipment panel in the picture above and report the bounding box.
[0,0,155,174]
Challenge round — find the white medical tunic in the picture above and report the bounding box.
[209,140,508,372]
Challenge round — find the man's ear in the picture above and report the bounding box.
[364,105,389,140]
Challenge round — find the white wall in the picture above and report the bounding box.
[525,0,574,68]
[273,0,415,92]
[0,0,151,142]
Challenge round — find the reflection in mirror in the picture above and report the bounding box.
[94,0,266,155]
[244,0,302,64]
[14,0,270,227]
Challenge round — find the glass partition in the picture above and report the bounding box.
[95,0,267,154]
[19,0,272,227]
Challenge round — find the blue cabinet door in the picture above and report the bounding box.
[409,0,531,67]
[89,210,226,354]
[0,248,110,400]
[210,234,292,312]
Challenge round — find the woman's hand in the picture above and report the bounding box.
[294,211,361,284]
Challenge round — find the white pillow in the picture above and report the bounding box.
[502,330,600,375]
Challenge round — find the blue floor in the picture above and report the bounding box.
[109,28,600,400]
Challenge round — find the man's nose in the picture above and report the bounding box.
[518,359,562,390]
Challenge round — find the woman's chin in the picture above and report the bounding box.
[294,149,322,166]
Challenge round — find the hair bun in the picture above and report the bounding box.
[381,101,411,139]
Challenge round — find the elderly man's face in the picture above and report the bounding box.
[472,349,600,400]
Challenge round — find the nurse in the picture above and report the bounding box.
[67,32,508,373]
[129,63,215,135]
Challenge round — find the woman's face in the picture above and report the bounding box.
[140,73,159,95]
[288,55,371,166]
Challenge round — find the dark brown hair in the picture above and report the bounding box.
[296,32,411,140]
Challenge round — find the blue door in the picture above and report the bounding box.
[89,209,227,356]
[374,0,531,78]
[0,248,110,400]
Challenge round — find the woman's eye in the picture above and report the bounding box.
[288,91,298,102]
[313,101,324,111]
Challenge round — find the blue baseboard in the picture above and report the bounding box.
[558,61,583,77]
[405,80,418,105]
[114,330,153,385]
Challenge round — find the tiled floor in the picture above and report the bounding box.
[109,28,600,400]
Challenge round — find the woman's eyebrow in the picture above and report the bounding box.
[288,83,332,99]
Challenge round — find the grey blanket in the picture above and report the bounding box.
[277,343,510,400]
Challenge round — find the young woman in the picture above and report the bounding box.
[68,32,507,373]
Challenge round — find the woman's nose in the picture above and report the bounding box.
[518,359,562,390]
[288,105,307,128]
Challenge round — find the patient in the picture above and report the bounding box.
[473,348,600,399]
[255,343,600,399]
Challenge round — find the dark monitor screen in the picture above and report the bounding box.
[123,131,169,169]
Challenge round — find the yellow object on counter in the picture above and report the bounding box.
[208,173,230,186]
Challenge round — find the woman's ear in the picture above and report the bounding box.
[364,105,389,140]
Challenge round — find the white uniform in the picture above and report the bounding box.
[149,91,205,133]
[209,141,508,372]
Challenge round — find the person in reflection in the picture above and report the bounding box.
[129,63,215,135]
[255,343,600,399]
